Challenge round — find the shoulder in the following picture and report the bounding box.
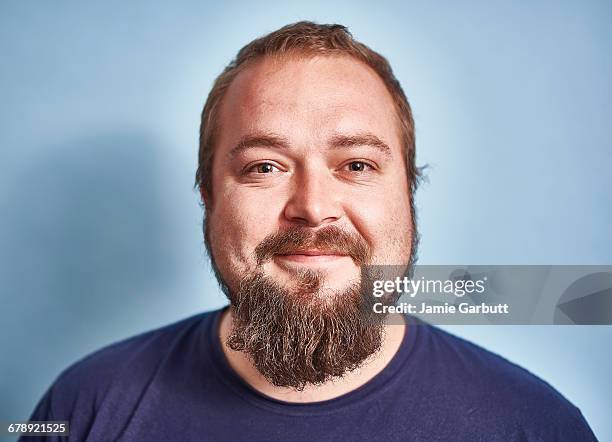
[31,310,220,421]
[410,321,596,440]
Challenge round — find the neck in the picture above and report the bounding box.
[217,307,406,403]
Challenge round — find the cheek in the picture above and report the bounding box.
[383,201,414,263]
[347,183,413,265]
[208,186,285,270]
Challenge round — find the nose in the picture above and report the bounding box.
[283,165,343,227]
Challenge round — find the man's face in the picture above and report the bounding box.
[207,55,413,296]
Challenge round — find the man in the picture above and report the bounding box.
[27,22,596,441]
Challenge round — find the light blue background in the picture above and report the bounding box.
[1,1,610,440]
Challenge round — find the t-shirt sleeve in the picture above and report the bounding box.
[19,343,126,441]
[19,386,70,442]
[554,406,598,441]
[28,387,54,421]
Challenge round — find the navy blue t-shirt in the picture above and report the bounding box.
[26,307,596,441]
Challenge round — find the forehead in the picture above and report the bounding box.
[216,54,401,150]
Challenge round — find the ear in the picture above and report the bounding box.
[200,186,212,210]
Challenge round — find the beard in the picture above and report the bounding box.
[227,267,385,390]
[206,224,408,390]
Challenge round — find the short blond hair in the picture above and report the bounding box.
[196,21,419,206]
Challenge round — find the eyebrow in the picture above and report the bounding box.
[229,132,291,157]
[328,133,392,157]
[228,131,392,158]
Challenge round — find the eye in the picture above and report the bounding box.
[250,163,279,174]
[248,162,281,174]
[346,161,374,172]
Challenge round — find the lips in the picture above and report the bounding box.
[275,249,351,264]
[277,249,347,257]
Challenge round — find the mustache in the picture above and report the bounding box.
[255,225,371,266]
